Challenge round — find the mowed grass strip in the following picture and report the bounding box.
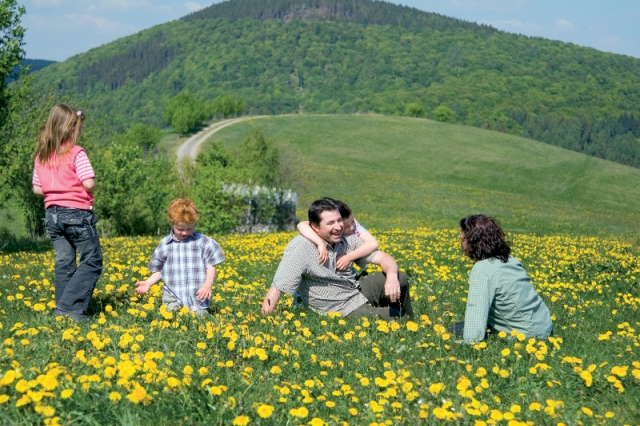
[207,115,640,237]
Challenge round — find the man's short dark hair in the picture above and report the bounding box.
[308,198,340,226]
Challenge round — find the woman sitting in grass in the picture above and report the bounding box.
[455,214,553,344]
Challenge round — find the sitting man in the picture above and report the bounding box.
[261,198,413,320]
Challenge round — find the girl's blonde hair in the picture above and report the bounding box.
[35,103,85,165]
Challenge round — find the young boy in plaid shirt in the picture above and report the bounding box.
[135,199,225,315]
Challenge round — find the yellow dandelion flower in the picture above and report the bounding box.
[406,321,419,332]
[290,406,309,417]
[232,415,249,426]
[429,383,445,395]
[270,366,282,374]
[126,386,148,404]
[15,394,30,407]
[257,404,274,418]
[490,410,503,421]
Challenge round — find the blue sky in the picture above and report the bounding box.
[21,0,640,62]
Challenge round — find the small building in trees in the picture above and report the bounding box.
[223,184,297,233]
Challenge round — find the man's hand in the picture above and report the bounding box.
[196,282,212,301]
[135,281,152,295]
[261,287,282,316]
[384,275,401,303]
[370,252,401,303]
[261,297,274,316]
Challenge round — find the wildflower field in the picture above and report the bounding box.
[0,227,638,425]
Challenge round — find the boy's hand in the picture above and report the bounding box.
[317,244,328,264]
[135,281,152,294]
[336,254,352,271]
[196,282,212,301]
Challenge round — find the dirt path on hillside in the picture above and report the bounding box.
[175,116,267,161]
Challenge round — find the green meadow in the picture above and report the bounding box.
[207,115,640,237]
[1,115,638,425]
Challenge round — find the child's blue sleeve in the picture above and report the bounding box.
[148,240,168,272]
[202,237,225,268]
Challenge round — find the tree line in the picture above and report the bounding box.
[164,92,244,134]
[183,0,497,33]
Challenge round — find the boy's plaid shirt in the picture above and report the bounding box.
[148,231,225,311]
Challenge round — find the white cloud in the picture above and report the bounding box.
[553,19,577,32]
[25,13,137,34]
[32,0,62,6]
[427,0,526,13]
[69,14,138,33]
[184,1,204,12]
[98,0,153,11]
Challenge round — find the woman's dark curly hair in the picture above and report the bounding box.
[459,215,510,263]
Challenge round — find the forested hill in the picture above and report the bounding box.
[5,59,56,83]
[32,0,640,167]
[182,0,495,33]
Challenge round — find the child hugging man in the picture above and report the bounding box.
[135,199,225,315]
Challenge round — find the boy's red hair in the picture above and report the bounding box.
[168,199,200,225]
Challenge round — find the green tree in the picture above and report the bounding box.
[191,144,244,234]
[210,95,245,119]
[233,129,302,230]
[92,124,175,236]
[164,92,207,135]
[405,102,425,118]
[0,79,56,237]
[235,129,279,187]
[0,0,26,130]
[123,123,162,150]
[433,105,455,122]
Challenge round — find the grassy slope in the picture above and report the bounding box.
[206,115,640,237]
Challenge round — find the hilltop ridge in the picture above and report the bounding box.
[183,0,495,32]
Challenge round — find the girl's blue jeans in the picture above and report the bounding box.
[44,206,102,318]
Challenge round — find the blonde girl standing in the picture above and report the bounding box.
[32,104,102,322]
